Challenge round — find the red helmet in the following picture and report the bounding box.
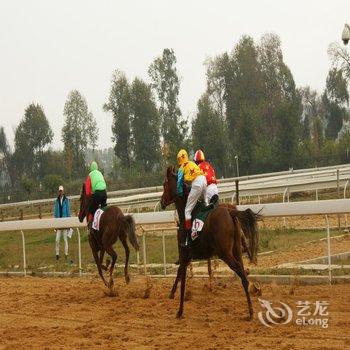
[194,149,205,163]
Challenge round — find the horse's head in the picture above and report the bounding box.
[78,183,91,223]
[160,166,178,209]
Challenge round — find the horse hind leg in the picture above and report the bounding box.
[222,254,253,320]
[206,258,214,291]
[120,235,130,284]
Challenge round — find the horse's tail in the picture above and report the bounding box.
[230,208,261,264]
[123,214,140,251]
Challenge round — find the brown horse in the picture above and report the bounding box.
[78,184,140,290]
[161,166,259,319]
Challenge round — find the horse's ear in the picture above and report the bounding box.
[171,165,177,176]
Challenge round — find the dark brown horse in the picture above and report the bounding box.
[78,184,140,290]
[161,166,259,319]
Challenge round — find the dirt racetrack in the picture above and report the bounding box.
[0,276,349,350]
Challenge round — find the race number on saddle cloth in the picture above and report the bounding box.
[193,149,218,205]
[176,149,207,230]
[190,202,218,240]
[91,206,109,231]
[92,208,104,231]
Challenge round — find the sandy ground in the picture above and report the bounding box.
[0,276,349,350]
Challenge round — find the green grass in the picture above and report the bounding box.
[258,227,342,252]
[0,227,347,274]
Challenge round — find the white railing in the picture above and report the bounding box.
[0,199,349,282]
[1,163,350,212]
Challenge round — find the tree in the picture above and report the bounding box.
[148,48,188,163]
[203,57,231,176]
[104,71,132,169]
[328,42,350,82]
[62,90,98,177]
[258,34,302,171]
[43,174,63,196]
[21,176,37,200]
[300,86,325,142]
[192,93,229,177]
[130,78,161,172]
[323,68,349,139]
[0,127,14,186]
[14,103,53,179]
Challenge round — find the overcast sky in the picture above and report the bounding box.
[0,0,349,150]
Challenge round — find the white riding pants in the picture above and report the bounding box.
[205,183,219,205]
[55,229,68,256]
[185,175,207,221]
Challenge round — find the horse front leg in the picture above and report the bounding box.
[99,249,108,271]
[177,248,190,319]
[105,246,118,290]
[89,235,108,287]
[169,265,181,299]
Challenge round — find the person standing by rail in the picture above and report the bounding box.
[53,185,71,260]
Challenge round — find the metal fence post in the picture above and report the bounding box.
[235,180,240,205]
[337,170,340,231]
[282,187,289,227]
[324,215,332,284]
[344,180,349,227]
[76,228,82,277]
[20,230,27,276]
[142,229,147,275]
[162,230,167,276]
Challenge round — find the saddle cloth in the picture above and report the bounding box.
[92,208,104,231]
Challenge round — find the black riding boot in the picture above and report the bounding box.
[180,229,192,248]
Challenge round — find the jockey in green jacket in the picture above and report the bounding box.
[85,161,107,224]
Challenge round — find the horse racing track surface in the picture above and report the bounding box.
[0,277,349,350]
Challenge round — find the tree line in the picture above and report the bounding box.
[0,33,349,201]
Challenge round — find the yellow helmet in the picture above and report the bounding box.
[177,149,188,166]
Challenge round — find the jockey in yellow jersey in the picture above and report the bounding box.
[176,149,207,241]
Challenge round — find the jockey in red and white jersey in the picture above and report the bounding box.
[193,149,219,205]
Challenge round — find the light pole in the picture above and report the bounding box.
[342,24,350,45]
[234,155,239,178]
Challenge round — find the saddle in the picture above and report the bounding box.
[190,195,219,241]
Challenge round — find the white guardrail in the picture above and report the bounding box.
[1,163,350,211]
[0,199,349,282]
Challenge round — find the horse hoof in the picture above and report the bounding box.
[103,289,118,297]
[204,283,213,292]
[168,292,175,299]
[176,311,183,319]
